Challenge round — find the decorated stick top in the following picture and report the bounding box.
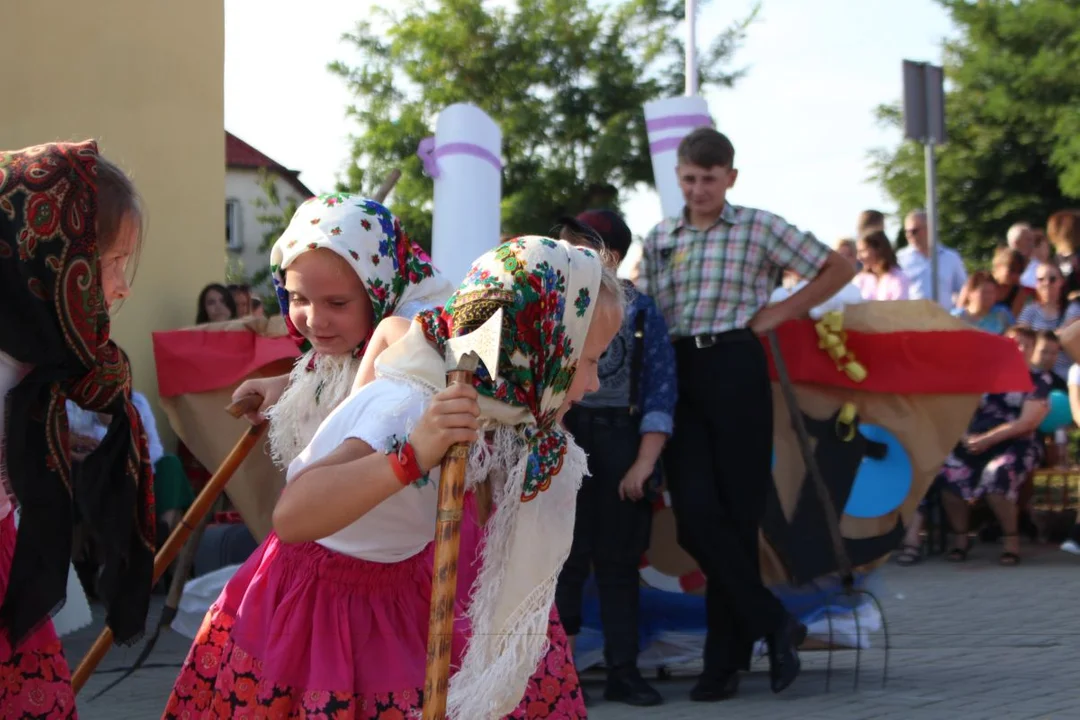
[444,306,504,377]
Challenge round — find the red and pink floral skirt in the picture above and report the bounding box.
[0,512,78,719]
[163,519,586,718]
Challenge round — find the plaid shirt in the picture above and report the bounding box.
[640,203,832,338]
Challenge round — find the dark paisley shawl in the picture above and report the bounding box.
[0,141,155,646]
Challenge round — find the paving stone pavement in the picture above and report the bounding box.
[64,542,1080,719]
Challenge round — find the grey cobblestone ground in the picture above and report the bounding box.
[64,542,1080,719]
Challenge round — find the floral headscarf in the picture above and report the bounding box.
[376,236,604,718]
[265,193,454,465]
[270,193,453,361]
[0,141,154,646]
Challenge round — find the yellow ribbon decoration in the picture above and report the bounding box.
[836,401,858,442]
[806,311,870,441]
[813,310,868,384]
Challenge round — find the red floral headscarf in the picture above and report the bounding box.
[0,141,155,646]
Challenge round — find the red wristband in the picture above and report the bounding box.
[387,438,425,487]
[387,452,411,486]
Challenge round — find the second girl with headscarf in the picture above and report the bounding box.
[163,193,454,718]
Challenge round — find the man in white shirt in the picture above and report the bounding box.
[897,210,967,309]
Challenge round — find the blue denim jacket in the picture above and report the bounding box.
[576,284,677,435]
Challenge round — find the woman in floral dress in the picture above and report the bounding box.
[937,325,1051,565]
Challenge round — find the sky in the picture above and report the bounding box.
[225,0,956,243]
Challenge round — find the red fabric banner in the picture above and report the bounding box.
[762,321,1034,395]
[153,329,299,398]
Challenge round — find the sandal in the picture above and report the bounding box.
[999,535,1021,566]
[946,534,971,562]
[894,543,923,566]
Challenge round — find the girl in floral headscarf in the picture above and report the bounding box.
[0,141,153,718]
[166,237,623,718]
[163,193,453,718]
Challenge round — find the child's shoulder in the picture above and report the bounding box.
[330,376,430,426]
[312,376,432,455]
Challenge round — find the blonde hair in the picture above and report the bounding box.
[95,154,143,252]
[596,261,627,315]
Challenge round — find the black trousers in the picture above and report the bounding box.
[663,330,786,673]
[555,406,654,673]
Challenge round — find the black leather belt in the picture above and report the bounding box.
[679,329,753,349]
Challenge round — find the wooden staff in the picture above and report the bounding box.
[422,369,474,720]
[421,307,504,719]
[71,395,267,694]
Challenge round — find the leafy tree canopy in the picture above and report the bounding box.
[330,0,756,249]
[872,0,1080,262]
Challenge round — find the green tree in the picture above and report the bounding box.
[871,0,1080,262]
[330,0,756,249]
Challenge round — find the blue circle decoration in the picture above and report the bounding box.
[1039,389,1072,434]
[843,425,912,519]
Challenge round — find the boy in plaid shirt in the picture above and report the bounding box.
[640,128,854,701]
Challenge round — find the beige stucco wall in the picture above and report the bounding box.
[226,168,307,287]
[0,0,225,448]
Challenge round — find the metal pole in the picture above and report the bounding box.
[925,140,939,304]
[686,0,698,96]
[923,63,941,305]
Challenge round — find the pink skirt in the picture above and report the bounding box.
[164,532,457,718]
[0,512,78,719]
[165,495,587,719]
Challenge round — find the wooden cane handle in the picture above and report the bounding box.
[226,394,264,419]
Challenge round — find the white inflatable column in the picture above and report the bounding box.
[427,103,503,288]
[643,96,713,220]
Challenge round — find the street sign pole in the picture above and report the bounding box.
[903,60,946,304]
[686,0,698,96]
[925,140,939,303]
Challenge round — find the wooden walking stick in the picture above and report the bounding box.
[71,395,267,695]
[422,307,504,720]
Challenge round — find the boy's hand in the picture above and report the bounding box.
[410,384,481,472]
[618,461,654,501]
[749,304,788,335]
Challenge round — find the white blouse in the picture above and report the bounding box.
[286,377,440,563]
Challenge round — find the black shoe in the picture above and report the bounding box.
[689,670,739,702]
[604,669,663,707]
[580,685,592,707]
[767,614,807,694]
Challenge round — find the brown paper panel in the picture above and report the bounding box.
[159,356,294,543]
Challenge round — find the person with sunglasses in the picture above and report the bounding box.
[1017,262,1080,390]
